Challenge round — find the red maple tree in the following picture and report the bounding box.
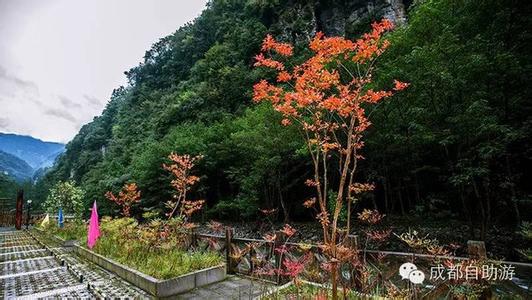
[162,153,205,220]
[105,182,141,217]
[253,19,408,298]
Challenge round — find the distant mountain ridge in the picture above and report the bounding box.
[0,150,33,181]
[0,133,65,181]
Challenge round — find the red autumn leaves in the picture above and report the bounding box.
[105,183,141,217]
[253,19,408,127]
[252,21,408,295]
[162,153,205,220]
[106,153,204,221]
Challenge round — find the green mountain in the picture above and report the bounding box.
[0,150,33,181]
[37,0,531,233]
[0,133,65,171]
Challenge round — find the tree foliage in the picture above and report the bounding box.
[366,0,532,239]
[33,0,531,242]
[42,181,84,219]
[163,153,205,220]
[253,19,408,297]
[105,183,141,217]
[0,173,18,200]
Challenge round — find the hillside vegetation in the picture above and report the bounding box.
[0,133,65,170]
[0,173,17,199]
[0,133,65,184]
[35,0,531,241]
[0,150,33,181]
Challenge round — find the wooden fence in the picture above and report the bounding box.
[187,229,532,298]
[0,197,42,227]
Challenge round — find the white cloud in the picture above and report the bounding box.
[0,0,207,143]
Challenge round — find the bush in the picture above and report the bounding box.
[41,216,222,279]
[43,221,86,241]
[41,181,85,220]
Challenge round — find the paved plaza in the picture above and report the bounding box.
[0,228,271,299]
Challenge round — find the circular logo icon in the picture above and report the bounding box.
[399,262,425,284]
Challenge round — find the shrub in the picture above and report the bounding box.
[42,181,85,220]
[42,216,222,279]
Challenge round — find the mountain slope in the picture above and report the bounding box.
[37,0,407,216]
[0,133,65,170]
[0,150,34,181]
[37,0,531,226]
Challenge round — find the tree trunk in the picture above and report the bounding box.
[460,185,475,239]
[397,186,405,215]
[505,155,521,226]
[383,177,389,213]
[483,179,491,240]
[331,261,338,300]
[472,179,486,240]
[278,172,290,223]
[405,182,412,212]
[414,174,422,208]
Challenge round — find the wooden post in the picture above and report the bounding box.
[467,240,492,298]
[467,240,487,259]
[15,190,23,230]
[190,229,198,249]
[249,245,255,276]
[225,227,233,274]
[274,233,282,284]
[346,234,358,249]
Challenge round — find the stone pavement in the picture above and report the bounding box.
[1,228,149,299]
[173,276,272,300]
[0,228,274,299]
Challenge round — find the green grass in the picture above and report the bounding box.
[55,223,86,241]
[40,218,222,279]
[40,221,87,241]
[93,233,222,279]
[107,248,221,279]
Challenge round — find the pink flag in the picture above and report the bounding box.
[87,201,100,249]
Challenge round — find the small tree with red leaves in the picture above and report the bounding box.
[253,19,408,299]
[105,183,141,217]
[162,153,205,222]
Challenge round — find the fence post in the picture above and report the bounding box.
[225,227,234,274]
[15,190,23,230]
[274,232,282,284]
[347,234,358,249]
[467,240,487,259]
[249,245,255,276]
[189,229,198,249]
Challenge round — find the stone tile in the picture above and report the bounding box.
[0,229,150,299]
[2,229,275,300]
[173,276,274,299]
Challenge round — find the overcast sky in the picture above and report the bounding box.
[0,0,207,143]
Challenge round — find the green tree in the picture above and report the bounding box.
[368,0,531,239]
[0,173,18,199]
[42,181,85,220]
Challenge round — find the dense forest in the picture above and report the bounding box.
[0,173,18,199]
[30,0,531,241]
